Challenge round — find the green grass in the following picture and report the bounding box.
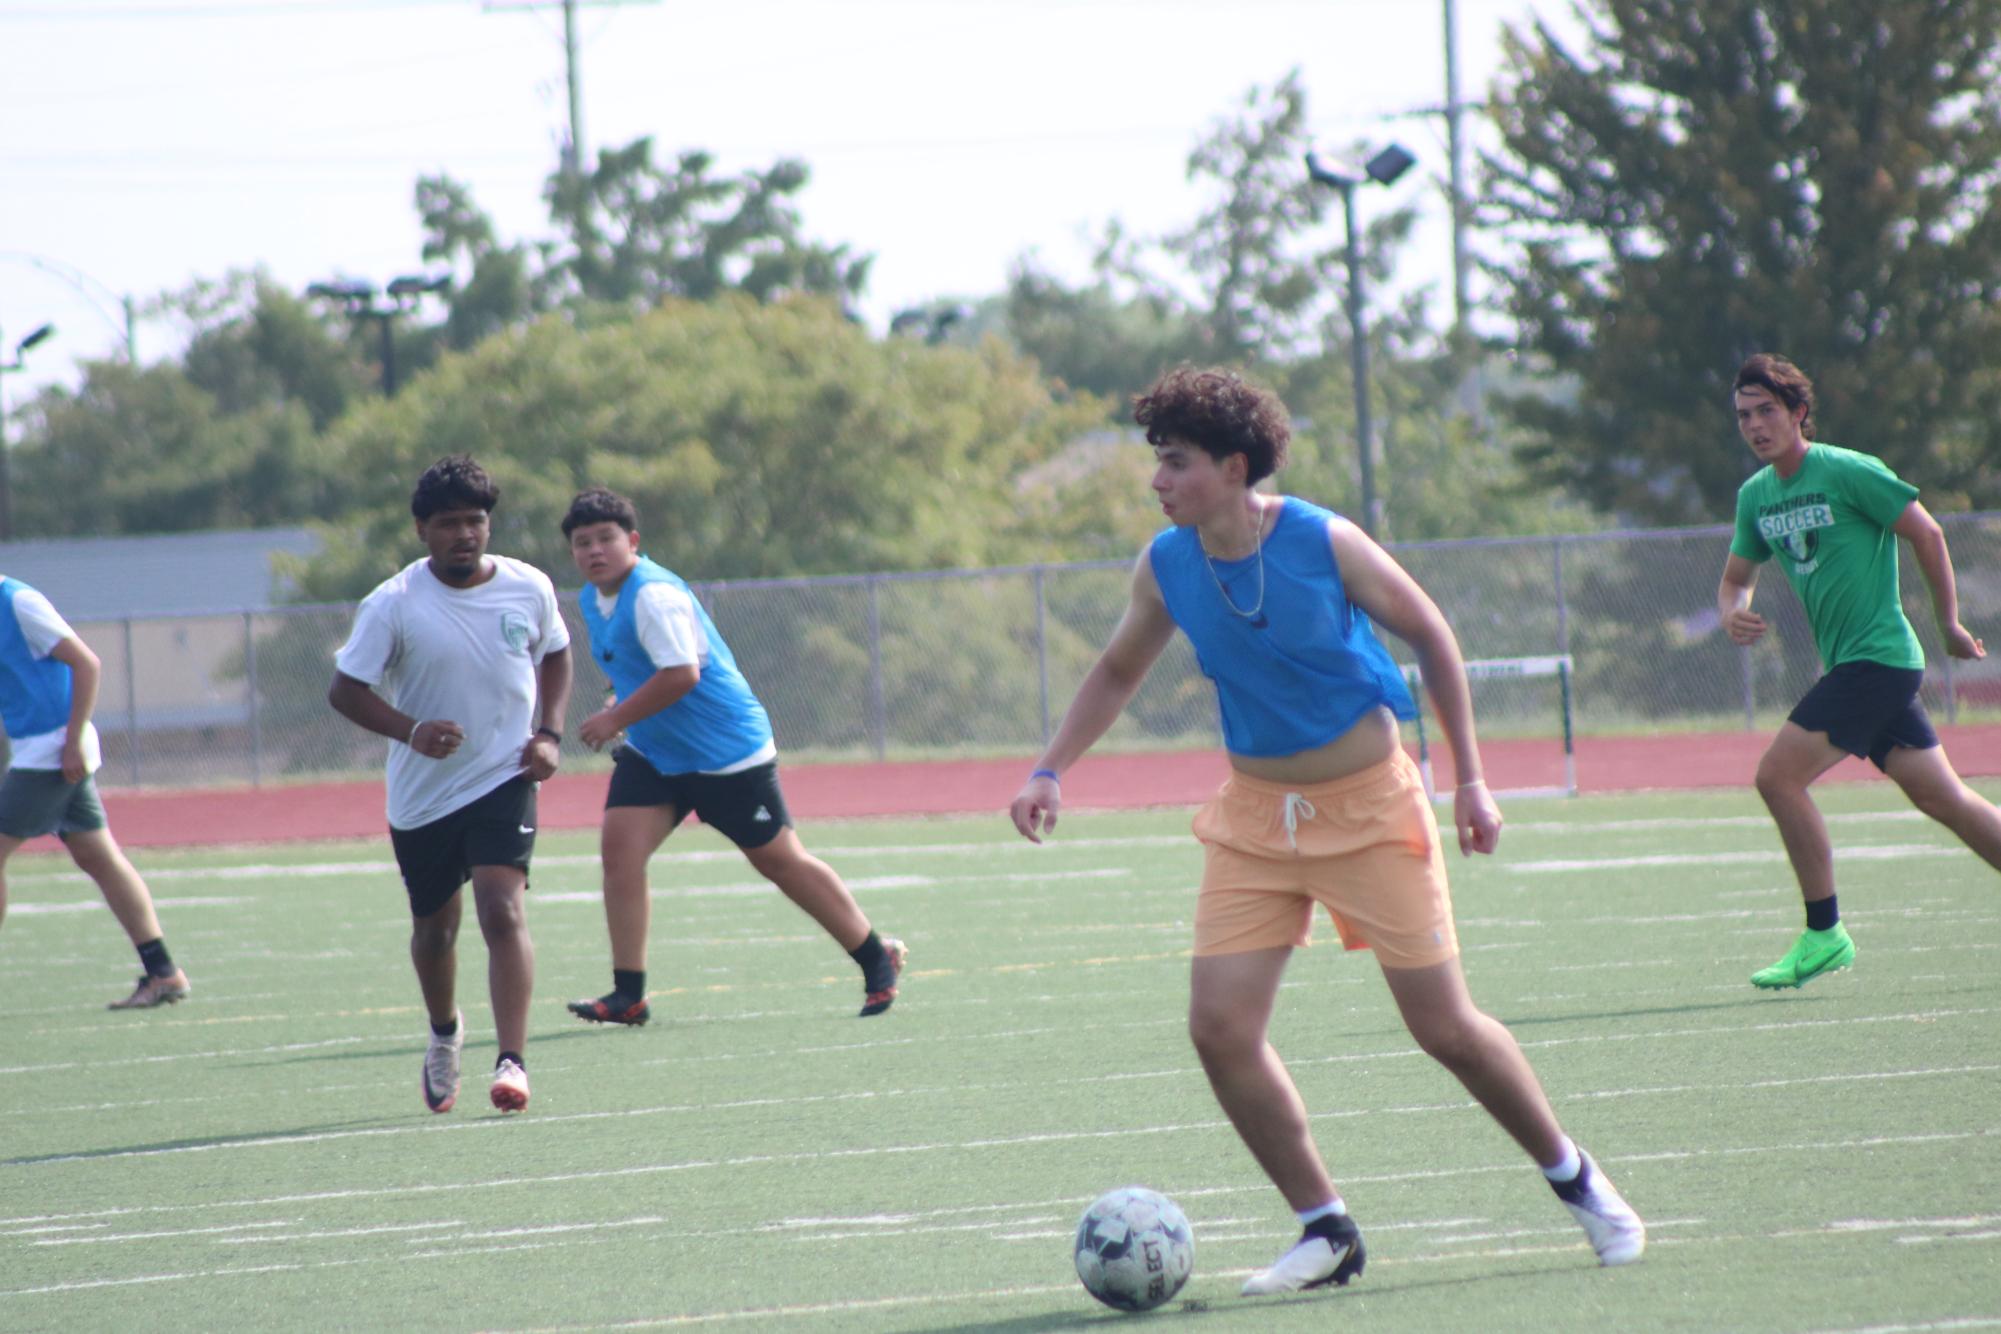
[3,782,1998,1332]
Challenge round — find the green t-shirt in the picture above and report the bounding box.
[1730,442,1922,671]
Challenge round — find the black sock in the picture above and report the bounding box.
[136,937,175,979]
[848,930,886,974]
[497,1051,524,1071]
[613,968,646,1000]
[1805,895,1841,933]
[431,1014,459,1038]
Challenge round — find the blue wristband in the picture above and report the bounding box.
[1031,768,1060,784]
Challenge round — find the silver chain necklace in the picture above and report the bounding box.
[1201,506,1269,628]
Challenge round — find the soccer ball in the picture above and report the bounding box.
[1073,1186,1195,1312]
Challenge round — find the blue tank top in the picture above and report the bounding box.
[1,578,74,742]
[1148,496,1414,758]
[577,557,773,774]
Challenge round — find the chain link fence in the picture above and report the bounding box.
[45,513,2001,791]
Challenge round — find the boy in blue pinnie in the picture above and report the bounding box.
[561,488,905,1025]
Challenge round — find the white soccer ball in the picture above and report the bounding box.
[1073,1186,1195,1312]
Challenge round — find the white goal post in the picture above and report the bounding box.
[1402,654,1577,799]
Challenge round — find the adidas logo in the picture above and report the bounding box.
[752,805,772,822]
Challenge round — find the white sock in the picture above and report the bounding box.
[1296,1199,1347,1226]
[1541,1137,1582,1183]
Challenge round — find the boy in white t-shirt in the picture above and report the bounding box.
[0,576,191,1009]
[330,456,573,1115]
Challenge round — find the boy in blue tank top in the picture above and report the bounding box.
[560,488,905,1024]
[1009,367,1645,1292]
[0,576,190,1008]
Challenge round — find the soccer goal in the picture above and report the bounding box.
[1402,654,1577,799]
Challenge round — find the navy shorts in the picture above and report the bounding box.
[1789,660,1938,770]
[0,769,108,840]
[604,747,791,850]
[388,776,537,918]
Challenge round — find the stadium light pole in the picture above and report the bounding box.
[1306,143,1416,542]
[0,322,58,543]
[888,302,970,345]
[306,274,451,396]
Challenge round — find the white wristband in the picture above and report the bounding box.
[1456,778,1486,789]
[407,719,424,746]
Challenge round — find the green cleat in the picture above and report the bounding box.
[1751,923,1855,989]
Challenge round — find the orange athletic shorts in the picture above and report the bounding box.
[1190,748,1457,968]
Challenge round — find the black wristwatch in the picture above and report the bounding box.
[535,726,563,744]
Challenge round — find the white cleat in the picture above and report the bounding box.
[422,1012,464,1114]
[490,1057,530,1113]
[1240,1219,1366,1295]
[1552,1151,1646,1265]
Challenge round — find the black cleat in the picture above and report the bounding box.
[859,937,907,1017]
[568,992,650,1026]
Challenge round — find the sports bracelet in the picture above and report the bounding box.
[1031,768,1060,784]
[407,719,424,745]
[1457,778,1487,788]
[536,726,563,744]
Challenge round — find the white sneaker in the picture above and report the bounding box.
[1240,1218,1366,1295]
[422,1012,464,1114]
[490,1057,530,1113]
[1551,1150,1646,1265]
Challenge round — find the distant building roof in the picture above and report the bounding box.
[0,528,320,621]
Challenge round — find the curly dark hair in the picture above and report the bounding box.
[1132,366,1290,484]
[1734,353,1816,440]
[561,486,640,538]
[410,454,500,521]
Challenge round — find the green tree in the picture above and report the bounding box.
[992,66,1586,544]
[174,272,370,430]
[1002,235,1209,404]
[1000,71,1343,394]
[1485,0,2001,524]
[416,173,538,350]
[541,139,872,310]
[1166,69,1337,364]
[286,295,1106,601]
[10,359,336,536]
[8,271,352,537]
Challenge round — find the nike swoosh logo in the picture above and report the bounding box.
[519,825,536,835]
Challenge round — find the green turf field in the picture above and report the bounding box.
[3,782,1998,1332]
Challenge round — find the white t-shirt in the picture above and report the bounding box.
[4,586,102,773]
[593,581,706,670]
[592,581,775,774]
[335,556,570,830]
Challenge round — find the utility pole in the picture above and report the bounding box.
[562,0,584,181]
[1443,0,1470,336]
[1440,0,1486,424]
[483,0,659,185]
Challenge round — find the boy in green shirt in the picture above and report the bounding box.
[1717,353,2000,988]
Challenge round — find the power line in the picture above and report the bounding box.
[1,0,470,18]
[0,39,523,112]
[482,0,659,182]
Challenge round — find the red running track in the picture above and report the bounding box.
[38,723,2001,851]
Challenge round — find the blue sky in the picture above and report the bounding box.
[0,0,1581,403]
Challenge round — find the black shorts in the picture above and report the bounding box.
[1789,660,1938,771]
[388,776,538,918]
[605,747,792,850]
